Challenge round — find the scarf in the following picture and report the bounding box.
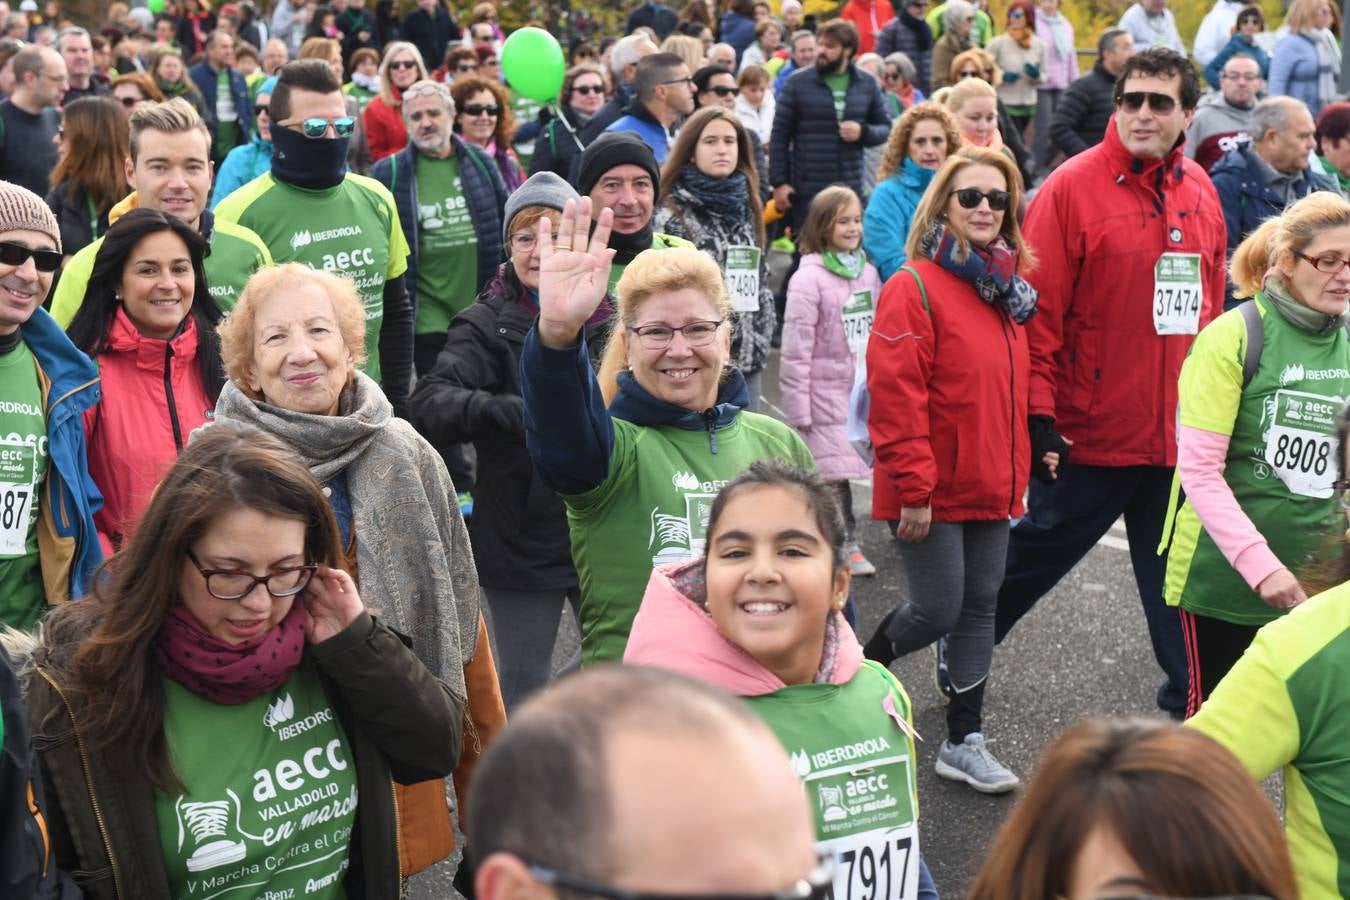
[351,71,379,92]
[895,83,916,109]
[962,129,1005,152]
[920,221,1038,323]
[155,601,307,704]
[1315,29,1341,108]
[1262,271,1349,335]
[900,5,933,50]
[214,374,475,707]
[1040,10,1071,60]
[822,249,865,279]
[675,167,750,217]
[609,220,655,265]
[1007,24,1032,48]
[1320,154,1350,194]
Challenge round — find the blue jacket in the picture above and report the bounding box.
[371,134,507,319]
[210,132,273,209]
[1268,32,1329,116]
[719,10,757,64]
[606,101,672,163]
[187,62,253,146]
[1203,33,1270,90]
[863,157,935,280]
[774,59,799,94]
[21,308,102,602]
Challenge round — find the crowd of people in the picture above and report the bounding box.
[3,0,1350,898]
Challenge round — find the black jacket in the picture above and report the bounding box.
[875,10,933,95]
[529,105,588,180]
[997,98,1033,186]
[45,182,107,262]
[400,7,459,72]
[409,264,584,591]
[1050,61,1117,159]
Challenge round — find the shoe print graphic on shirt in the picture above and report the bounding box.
[175,790,249,872]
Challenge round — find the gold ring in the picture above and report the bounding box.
[556,242,573,251]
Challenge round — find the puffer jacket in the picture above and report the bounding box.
[1022,116,1227,467]
[863,157,934,280]
[24,610,461,900]
[1269,31,1330,117]
[875,8,933,94]
[780,253,878,481]
[1048,61,1116,158]
[83,309,213,553]
[868,259,1030,522]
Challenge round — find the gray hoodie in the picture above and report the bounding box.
[1185,90,1254,171]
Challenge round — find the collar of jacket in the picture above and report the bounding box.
[899,155,937,189]
[20,308,100,421]
[104,304,200,374]
[609,366,749,430]
[1101,112,1188,186]
[626,97,665,128]
[1092,60,1115,80]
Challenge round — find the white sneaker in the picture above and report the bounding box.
[846,543,876,577]
[934,732,1019,793]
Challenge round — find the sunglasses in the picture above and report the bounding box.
[957,69,980,78]
[462,103,499,117]
[388,58,418,70]
[286,116,357,138]
[455,63,478,72]
[951,188,1012,211]
[254,102,268,115]
[572,83,604,95]
[1117,91,1177,114]
[116,94,142,108]
[0,241,62,273]
[706,85,737,96]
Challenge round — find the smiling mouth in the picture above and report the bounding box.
[663,368,698,381]
[740,601,789,616]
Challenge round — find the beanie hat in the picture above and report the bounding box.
[0,181,60,252]
[503,171,579,244]
[574,131,661,200]
[258,75,278,97]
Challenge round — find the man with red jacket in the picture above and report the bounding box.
[993,47,1226,717]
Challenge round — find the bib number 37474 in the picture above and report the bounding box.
[1152,252,1203,336]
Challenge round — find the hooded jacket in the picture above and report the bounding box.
[1021,115,1227,467]
[863,157,935,280]
[1184,89,1254,172]
[210,130,274,210]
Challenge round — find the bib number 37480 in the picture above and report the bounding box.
[725,245,761,313]
[1152,252,1203,336]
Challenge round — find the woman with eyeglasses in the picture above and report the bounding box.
[985,0,1046,144]
[520,199,815,665]
[1158,192,1350,711]
[211,76,276,210]
[23,420,463,900]
[626,460,939,900]
[1270,0,1340,118]
[1202,5,1270,90]
[363,40,428,161]
[45,96,127,263]
[449,74,523,193]
[865,147,1048,794]
[529,64,608,180]
[968,718,1297,900]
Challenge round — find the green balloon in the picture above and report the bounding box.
[501,27,565,104]
[147,0,164,13]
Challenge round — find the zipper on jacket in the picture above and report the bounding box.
[390,778,404,896]
[163,343,183,451]
[702,408,719,454]
[36,668,125,899]
[26,781,51,876]
[1002,315,1017,518]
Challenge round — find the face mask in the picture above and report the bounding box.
[269,123,349,190]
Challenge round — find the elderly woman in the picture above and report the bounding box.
[520,199,815,665]
[213,263,505,878]
[931,0,976,91]
[411,173,601,711]
[26,422,460,900]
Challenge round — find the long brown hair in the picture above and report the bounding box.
[38,423,345,788]
[659,105,765,247]
[968,719,1298,900]
[50,97,129,215]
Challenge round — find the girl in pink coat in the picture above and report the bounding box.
[779,186,882,576]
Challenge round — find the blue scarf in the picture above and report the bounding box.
[919,221,1038,324]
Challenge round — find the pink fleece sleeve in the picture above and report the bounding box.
[1177,425,1284,590]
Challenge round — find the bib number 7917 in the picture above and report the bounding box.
[836,835,914,900]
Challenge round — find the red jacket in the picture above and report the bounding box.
[841,0,896,55]
[1022,116,1226,467]
[363,93,408,162]
[867,259,1030,522]
[83,308,213,551]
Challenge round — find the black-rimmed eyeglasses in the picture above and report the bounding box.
[526,859,834,900]
[187,549,317,601]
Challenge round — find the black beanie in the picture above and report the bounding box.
[574,131,662,200]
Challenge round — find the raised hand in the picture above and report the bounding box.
[302,565,365,644]
[537,197,617,349]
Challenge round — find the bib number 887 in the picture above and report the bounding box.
[835,836,913,900]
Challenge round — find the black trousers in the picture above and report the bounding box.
[1179,610,1261,718]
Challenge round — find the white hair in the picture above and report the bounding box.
[610,33,652,79]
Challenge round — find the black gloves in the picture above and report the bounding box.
[485,395,524,435]
[1029,414,1070,484]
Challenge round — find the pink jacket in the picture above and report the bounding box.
[779,253,879,482]
[625,560,864,695]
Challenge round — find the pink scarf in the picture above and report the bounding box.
[154,602,306,704]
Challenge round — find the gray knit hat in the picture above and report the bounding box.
[0,180,60,252]
[503,172,580,245]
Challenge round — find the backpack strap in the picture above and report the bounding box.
[899,264,931,316]
[1238,298,1263,389]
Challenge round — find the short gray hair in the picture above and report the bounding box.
[944,0,975,28]
[400,79,454,119]
[56,25,90,50]
[885,51,917,84]
[1251,96,1309,144]
[610,33,652,79]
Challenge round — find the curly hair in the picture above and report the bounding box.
[449,74,516,147]
[877,101,960,180]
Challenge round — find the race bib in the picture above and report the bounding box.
[842,289,875,358]
[1264,389,1339,498]
[0,440,36,557]
[725,245,761,313]
[1152,252,1203,335]
[807,756,919,900]
[818,825,918,900]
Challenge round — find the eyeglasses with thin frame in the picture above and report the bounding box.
[526,855,835,900]
[509,229,558,252]
[1297,251,1350,275]
[462,103,499,117]
[282,116,357,138]
[0,241,61,273]
[1221,71,1261,82]
[1117,91,1178,114]
[951,188,1012,211]
[628,319,724,350]
[660,76,696,88]
[186,549,318,601]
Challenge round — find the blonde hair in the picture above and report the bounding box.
[940,76,997,115]
[905,147,1037,270]
[660,33,705,73]
[949,47,1001,86]
[1230,192,1350,298]
[218,263,368,396]
[129,97,211,162]
[378,41,429,106]
[1284,0,1332,34]
[878,101,960,180]
[596,247,732,406]
[798,185,862,255]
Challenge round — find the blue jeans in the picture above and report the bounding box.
[994,463,1188,714]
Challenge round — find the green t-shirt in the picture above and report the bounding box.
[1164,295,1350,625]
[215,69,241,156]
[215,173,411,383]
[569,411,815,664]
[49,214,272,326]
[748,661,921,900]
[606,233,697,294]
[342,82,377,116]
[823,72,849,121]
[156,660,358,900]
[0,341,47,631]
[413,154,479,336]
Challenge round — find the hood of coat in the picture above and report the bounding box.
[625,560,864,696]
[103,304,199,374]
[1196,88,1254,126]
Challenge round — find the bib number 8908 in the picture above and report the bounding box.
[1272,433,1331,476]
[836,836,913,900]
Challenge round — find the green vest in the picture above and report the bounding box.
[569,412,814,664]
[0,342,48,630]
[606,233,696,293]
[748,662,922,900]
[1166,294,1350,625]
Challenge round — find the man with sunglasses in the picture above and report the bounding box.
[189,29,254,166]
[469,666,825,900]
[0,181,101,629]
[215,59,415,416]
[604,52,694,165]
[995,47,1227,719]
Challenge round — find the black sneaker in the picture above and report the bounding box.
[863,610,898,666]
